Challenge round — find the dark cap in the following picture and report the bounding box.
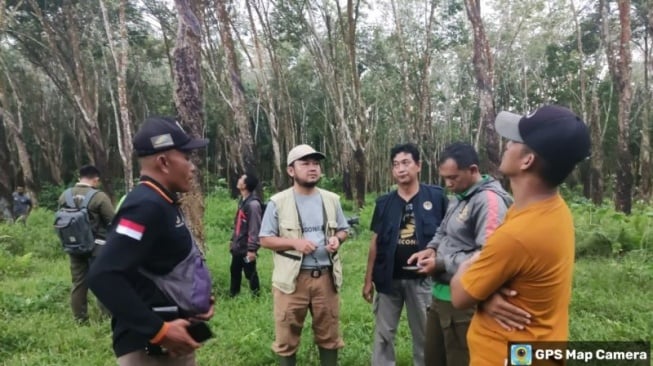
[495,105,591,169]
[133,116,208,157]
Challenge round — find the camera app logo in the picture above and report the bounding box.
[510,344,533,365]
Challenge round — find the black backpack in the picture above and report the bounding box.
[53,188,98,255]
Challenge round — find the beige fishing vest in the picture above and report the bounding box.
[270,187,344,294]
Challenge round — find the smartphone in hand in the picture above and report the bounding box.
[187,321,213,343]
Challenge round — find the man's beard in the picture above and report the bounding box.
[295,176,321,188]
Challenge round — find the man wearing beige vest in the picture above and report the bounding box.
[259,144,349,366]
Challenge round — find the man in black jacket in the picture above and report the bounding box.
[88,116,214,366]
[362,143,448,366]
[229,173,262,297]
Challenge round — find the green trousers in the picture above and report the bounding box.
[424,297,475,366]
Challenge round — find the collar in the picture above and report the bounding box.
[139,176,178,204]
[455,175,490,200]
[75,183,94,188]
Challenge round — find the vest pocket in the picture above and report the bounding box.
[272,251,303,293]
[279,220,301,239]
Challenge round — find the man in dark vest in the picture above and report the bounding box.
[363,143,448,366]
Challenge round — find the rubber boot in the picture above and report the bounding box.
[279,354,297,366]
[319,347,338,366]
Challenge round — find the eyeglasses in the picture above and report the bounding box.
[392,159,414,168]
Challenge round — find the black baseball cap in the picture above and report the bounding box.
[495,105,591,169]
[133,116,208,157]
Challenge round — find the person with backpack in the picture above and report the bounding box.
[362,143,448,366]
[56,165,114,323]
[88,116,214,366]
[407,142,512,366]
[229,173,262,297]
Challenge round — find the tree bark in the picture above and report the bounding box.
[25,0,113,197]
[602,0,633,213]
[100,0,134,192]
[0,63,37,203]
[216,0,257,177]
[638,6,653,199]
[344,0,368,208]
[245,0,283,190]
[390,0,416,141]
[464,0,500,177]
[588,93,604,205]
[173,0,207,251]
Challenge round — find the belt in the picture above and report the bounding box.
[300,266,332,278]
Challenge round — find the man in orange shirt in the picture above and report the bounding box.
[450,105,591,366]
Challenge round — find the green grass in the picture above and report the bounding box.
[0,193,651,365]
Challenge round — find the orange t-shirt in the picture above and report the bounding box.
[460,194,575,366]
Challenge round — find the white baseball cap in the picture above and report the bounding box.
[287,144,326,166]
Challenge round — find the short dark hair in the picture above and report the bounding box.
[79,165,101,179]
[438,142,479,169]
[521,145,569,187]
[243,173,259,192]
[390,143,420,163]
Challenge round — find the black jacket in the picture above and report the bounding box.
[230,194,262,256]
[371,184,447,294]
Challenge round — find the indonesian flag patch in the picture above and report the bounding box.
[116,218,145,241]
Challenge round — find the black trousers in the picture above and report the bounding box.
[229,253,260,296]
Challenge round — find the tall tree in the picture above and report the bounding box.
[601,0,633,213]
[216,0,257,177]
[173,0,207,250]
[100,0,134,192]
[0,63,36,201]
[244,0,284,190]
[464,0,500,177]
[340,0,369,208]
[636,1,652,198]
[0,0,34,198]
[20,0,114,196]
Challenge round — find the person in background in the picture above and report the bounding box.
[58,165,114,323]
[229,173,262,297]
[12,186,33,224]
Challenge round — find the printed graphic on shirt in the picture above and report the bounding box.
[394,201,421,279]
[116,218,145,241]
[398,203,417,246]
[302,225,323,233]
[457,202,470,222]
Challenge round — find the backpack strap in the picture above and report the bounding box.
[63,188,76,208]
[79,189,99,209]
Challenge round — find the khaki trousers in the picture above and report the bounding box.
[272,269,344,356]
